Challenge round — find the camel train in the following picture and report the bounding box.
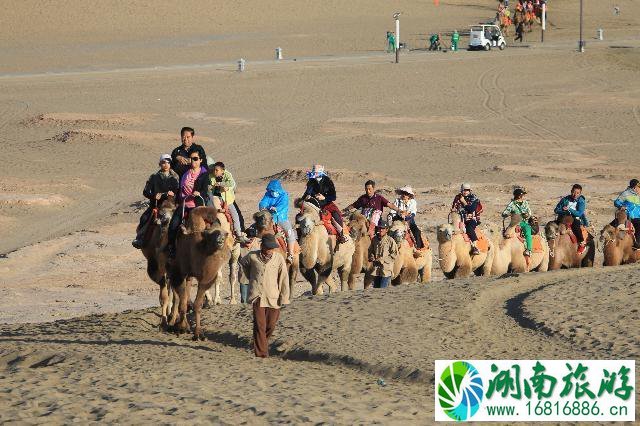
[139,193,634,339]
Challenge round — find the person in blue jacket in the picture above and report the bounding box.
[612,178,640,248]
[259,179,296,262]
[554,184,589,254]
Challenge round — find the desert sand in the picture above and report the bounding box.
[0,0,639,423]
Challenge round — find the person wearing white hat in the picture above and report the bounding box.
[450,183,483,255]
[132,154,180,249]
[393,186,425,249]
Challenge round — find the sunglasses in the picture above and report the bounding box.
[190,157,201,161]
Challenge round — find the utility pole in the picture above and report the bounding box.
[541,3,546,42]
[394,12,401,63]
[578,0,585,52]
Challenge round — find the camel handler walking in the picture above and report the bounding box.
[502,187,533,257]
[239,234,290,358]
[367,220,398,288]
[132,154,179,249]
[343,180,399,238]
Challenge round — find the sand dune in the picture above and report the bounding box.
[0,0,639,422]
[1,265,638,423]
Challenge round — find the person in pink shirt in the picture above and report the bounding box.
[167,151,207,258]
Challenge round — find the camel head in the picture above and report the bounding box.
[347,212,369,240]
[296,202,321,237]
[253,210,274,233]
[388,220,407,245]
[437,223,455,243]
[599,225,617,246]
[615,208,628,225]
[544,221,559,240]
[155,196,177,227]
[200,225,229,255]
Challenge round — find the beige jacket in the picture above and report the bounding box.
[368,234,398,277]
[240,251,290,308]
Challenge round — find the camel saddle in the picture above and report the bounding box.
[512,225,544,253]
[219,201,235,230]
[272,224,289,253]
[566,226,589,246]
[402,223,430,252]
[462,229,489,253]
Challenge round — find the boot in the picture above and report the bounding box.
[470,243,480,256]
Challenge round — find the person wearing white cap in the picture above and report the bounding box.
[450,183,483,255]
[393,185,425,249]
[132,154,180,249]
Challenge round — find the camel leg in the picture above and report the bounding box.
[363,273,374,289]
[172,275,190,334]
[288,264,297,301]
[339,266,350,292]
[213,271,223,305]
[325,270,340,294]
[158,277,170,330]
[455,262,472,278]
[229,261,239,305]
[301,268,319,295]
[192,282,211,341]
[347,271,357,290]
[168,286,180,326]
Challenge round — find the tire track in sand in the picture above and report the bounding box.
[478,66,543,139]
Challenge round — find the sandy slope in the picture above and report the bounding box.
[0,0,639,422]
[1,265,638,423]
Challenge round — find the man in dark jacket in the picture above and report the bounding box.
[170,126,208,177]
[301,164,346,242]
[132,154,180,249]
[554,183,589,254]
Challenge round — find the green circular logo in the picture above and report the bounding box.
[438,361,484,421]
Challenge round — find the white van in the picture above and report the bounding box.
[469,24,506,51]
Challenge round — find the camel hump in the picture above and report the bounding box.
[186,206,221,232]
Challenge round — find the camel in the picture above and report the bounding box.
[437,215,494,279]
[296,202,355,294]
[201,199,242,306]
[346,212,373,290]
[544,217,595,270]
[241,210,300,297]
[388,219,432,284]
[169,206,234,340]
[489,214,549,275]
[140,196,179,329]
[600,209,640,266]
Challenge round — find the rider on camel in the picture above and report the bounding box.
[132,154,179,249]
[451,183,483,255]
[301,164,346,243]
[554,184,589,255]
[502,187,533,257]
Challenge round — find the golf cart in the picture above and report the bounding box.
[468,24,506,51]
